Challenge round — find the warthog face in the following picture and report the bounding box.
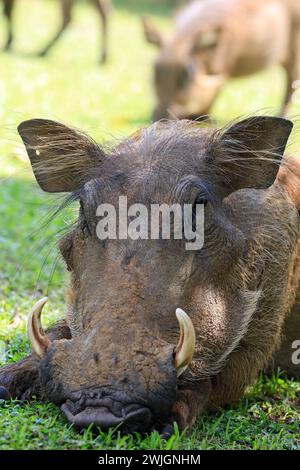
[142,12,226,120]
[18,116,297,432]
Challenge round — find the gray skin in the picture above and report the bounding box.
[0,116,299,433]
[143,0,300,120]
[1,0,111,63]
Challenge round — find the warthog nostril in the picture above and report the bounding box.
[61,402,153,432]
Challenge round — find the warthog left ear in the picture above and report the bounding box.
[214,116,293,194]
[18,119,104,193]
[142,16,164,47]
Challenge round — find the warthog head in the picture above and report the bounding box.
[142,2,230,120]
[18,115,298,433]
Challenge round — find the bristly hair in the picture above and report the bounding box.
[39,114,296,210]
[19,119,105,193]
[25,115,296,289]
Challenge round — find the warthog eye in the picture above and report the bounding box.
[191,194,208,232]
[195,196,208,207]
[193,194,208,212]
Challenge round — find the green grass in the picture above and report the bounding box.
[0,0,299,450]
[0,374,299,450]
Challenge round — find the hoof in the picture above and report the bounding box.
[0,386,10,400]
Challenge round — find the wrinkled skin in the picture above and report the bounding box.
[0,115,300,434]
[1,0,111,63]
[143,0,300,120]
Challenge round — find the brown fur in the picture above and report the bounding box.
[0,116,299,433]
[143,0,300,119]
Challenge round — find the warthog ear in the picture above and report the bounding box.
[215,116,293,193]
[18,119,104,193]
[142,16,164,47]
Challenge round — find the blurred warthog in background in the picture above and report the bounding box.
[0,115,299,433]
[1,0,111,63]
[143,0,300,120]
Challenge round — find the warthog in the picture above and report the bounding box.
[0,115,299,433]
[143,0,300,120]
[1,0,111,63]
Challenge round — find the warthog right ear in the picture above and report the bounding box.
[142,17,164,47]
[215,116,293,194]
[18,119,104,193]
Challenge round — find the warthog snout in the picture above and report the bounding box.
[153,60,193,120]
[154,60,191,94]
[61,392,154,432]
[27,299,195,432]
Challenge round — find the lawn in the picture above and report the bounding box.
[0,0,299,450]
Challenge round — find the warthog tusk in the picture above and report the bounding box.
[174,308,196,377]
[27,297,51,358]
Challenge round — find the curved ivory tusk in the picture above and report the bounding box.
[27,297,51,358]
[174,308,196,377]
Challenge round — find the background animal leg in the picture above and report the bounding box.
[38,0,74,57]
[282,26,300,115]
[92,0,111,64]
[3,0,14,50]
